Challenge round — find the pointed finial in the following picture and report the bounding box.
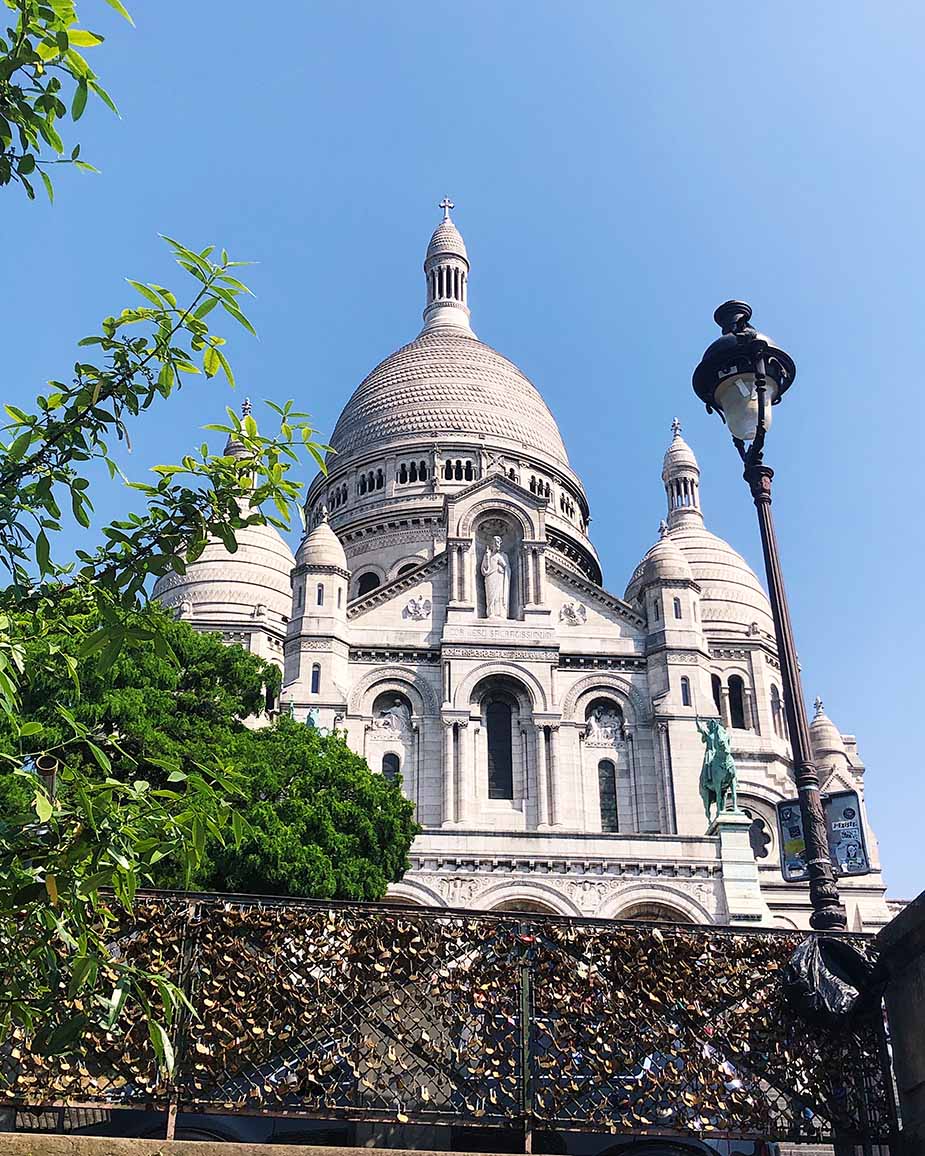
[658,519,669,538]
[438,196,455,221]
[241,397,252,418]
[671,416,682,438]
[814,696,824,717]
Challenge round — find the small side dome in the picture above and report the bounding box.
[625,521,694,600]
[296,511,348,570]
[152,519,296,623]
[810,697,848,763]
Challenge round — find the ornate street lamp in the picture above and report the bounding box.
[693,301,846,932]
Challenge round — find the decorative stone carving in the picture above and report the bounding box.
[403,593,432,621]
[667,651,700,664]
[559,601,587,626]
[480,534,511,619]
[252,603,267,619]
[175,597,194,619]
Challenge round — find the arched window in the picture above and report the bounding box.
[454,460,463,480]
[375,469,384,490]
[382,753,400,783]
[397,562,418,577]
[771,684,784,738]
[398,463,408,484]
[653,599,660,622]
[316,583,324,607]
[486,700,514,800]
[464,460,474,481]
[419,461,428,481]
[310,664,320,694]
[598,759,618,833]
[728,675,746,730]
[673,597,682,619]
[295,584,303,609]
[359,475,367,495]
[444,460,452,480]
[337,586,343,609]
[356,572,380,597]
[711,673,723,715]
[680,676,691,707]
[409,461,418,482]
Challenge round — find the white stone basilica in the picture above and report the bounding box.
[154,207,892,932]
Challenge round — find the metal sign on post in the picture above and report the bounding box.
[777,789,871,882]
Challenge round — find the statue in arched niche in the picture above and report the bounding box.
[373,696,412,735]
[481,534,511,619]
[585,702,624,744]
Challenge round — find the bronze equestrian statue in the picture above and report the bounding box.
[696,716,738,821]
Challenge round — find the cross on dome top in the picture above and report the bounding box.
[241,397,252,418]
[438,196,455,221]
[671,416,682,437]
[814,696,825,717]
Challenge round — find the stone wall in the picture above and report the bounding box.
[878,887,925,1155]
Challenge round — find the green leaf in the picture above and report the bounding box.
[69,29,105,47]
[127,279,162,307]
[104,0,135,23]
[203,346,219,378]
[89,79,119,116]
[72,81,88,121]
[104,979,130,1029]
[36,530,51,575]
[40,170,54,204]
[75,160,100,174]
[34,792,53,823]
[19,721,42,737]
[86,742,112,773]
[148,1020,176,1077]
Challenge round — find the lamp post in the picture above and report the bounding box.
[692,301,846,932]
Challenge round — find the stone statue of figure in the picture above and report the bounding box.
[696,716,738,821]
[480,534,510,619]
[585,705,622,743]
[376,697,411,734]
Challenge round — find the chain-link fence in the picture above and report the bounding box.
[0,893,898,1149]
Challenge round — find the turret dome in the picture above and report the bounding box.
[296,510,348,570]
[810,697,849,764]
[625,521,694,600]
[152,519,296,625]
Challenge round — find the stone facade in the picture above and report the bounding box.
[155,210,892,932]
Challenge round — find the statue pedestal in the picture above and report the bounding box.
[708,810,773,926]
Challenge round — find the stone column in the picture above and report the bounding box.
[535,724,550,829]
[720,685,731,728]
[442,720,455,826]
[547,723,561,827]
[457,719,472,825]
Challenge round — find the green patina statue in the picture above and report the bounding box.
[696,716,738,821]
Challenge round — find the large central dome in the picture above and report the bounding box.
[328,327,570,465]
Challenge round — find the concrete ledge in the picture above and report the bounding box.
[1,1143,494,1156]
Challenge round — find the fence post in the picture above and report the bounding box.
[519,950,534,1154]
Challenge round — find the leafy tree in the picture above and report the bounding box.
[0,0,131,201]
[206,720,417,901]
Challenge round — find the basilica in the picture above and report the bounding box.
[153,207,891,932]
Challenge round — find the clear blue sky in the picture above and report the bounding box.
[5,2,922,898]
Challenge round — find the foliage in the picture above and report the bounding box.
[0,233,327,1068]
[0,0,132,202]
[206,720,418,900]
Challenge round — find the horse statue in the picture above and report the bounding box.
[696,717,738,821]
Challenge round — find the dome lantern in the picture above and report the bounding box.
[662,417,702,529]
[422,198,473,334]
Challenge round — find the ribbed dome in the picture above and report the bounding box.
[668,523,774,635]
[625,524,693,600]
[426,219,468,263]
[662,429,699,476]
[296,514,347,570]
[810,699,848,763]
[152,520,296,622]
[328,327,570,465]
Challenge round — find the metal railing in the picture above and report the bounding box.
[0,892,898,1148]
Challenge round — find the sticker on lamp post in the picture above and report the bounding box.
[777,790,871,881]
